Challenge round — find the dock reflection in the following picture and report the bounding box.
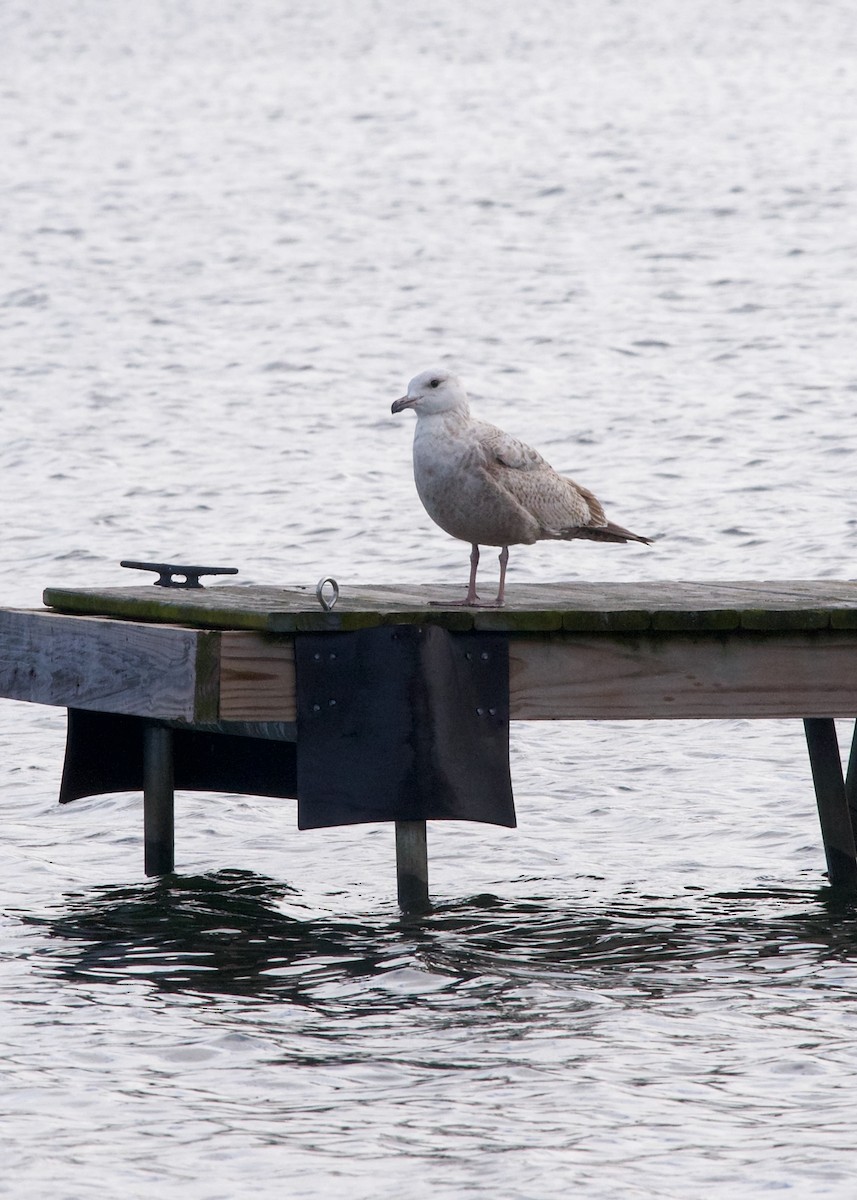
[22,872,857,1007]
[26,871,389,1003]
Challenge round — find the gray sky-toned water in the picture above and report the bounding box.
[1,3,857,1197]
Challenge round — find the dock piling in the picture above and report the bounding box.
[846,722,857,814]
[143,723,175,876]
[803,718,857,890]
[395,820,430,913]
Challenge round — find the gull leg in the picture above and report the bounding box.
[431,543,482,607]
[431,543,510,608]
[465,543,480,603]
[495,545,509,605]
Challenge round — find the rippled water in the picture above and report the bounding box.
[2,1,857,1196]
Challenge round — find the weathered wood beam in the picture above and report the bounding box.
[40,579,857,635]
[219,631,857,723]
[6,617,857,726]
[219,631,295,721]
[143,723,174,876]
[217,631,857,724]
[509,633,857,720]
[0,610,218,722]
[804,719,857,890]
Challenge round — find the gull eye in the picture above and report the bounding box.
[429,378,441,388]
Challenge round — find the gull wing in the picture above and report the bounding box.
[474,421,603,533]
[476,421,552,471]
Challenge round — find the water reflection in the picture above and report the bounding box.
[424,887,857,999]
[23,871,857,1007]
[25,871,392,1003]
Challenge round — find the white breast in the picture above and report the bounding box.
[411,412,541,547]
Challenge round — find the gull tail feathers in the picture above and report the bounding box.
[561,521,652,545]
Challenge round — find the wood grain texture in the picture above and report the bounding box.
[0,610,217,721]
[6,606,857,724]
[509,632,857,719]
[215,628,857,723]
[218,632,296,721]
[42,580,857,634]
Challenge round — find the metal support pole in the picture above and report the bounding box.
[395,820,430,913]
[804,718,857,890]
[143,723,174,876]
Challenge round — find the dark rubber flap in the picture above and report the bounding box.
[59,710,298,804]
[295,624,515,829]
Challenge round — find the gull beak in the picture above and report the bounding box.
[391,395,416,414]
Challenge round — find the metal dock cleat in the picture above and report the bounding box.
[120,560,239,589]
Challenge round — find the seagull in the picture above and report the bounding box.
[391,368,651,606]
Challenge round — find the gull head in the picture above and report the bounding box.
[391,368,469,417]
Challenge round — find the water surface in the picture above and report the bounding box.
[2,2,857,1196]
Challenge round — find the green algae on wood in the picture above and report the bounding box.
[42,580,857,636]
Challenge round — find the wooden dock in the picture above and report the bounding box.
[2,580,857,909]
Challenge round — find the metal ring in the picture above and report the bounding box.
[315,577,340,612]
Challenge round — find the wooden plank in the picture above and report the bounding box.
[211,629,857,723]
[804,719,857,890]
[41,580,857,635]
[0,610,217,722]
[508,632,857,720]
[219,632,296,721]
[5,604,857,726]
